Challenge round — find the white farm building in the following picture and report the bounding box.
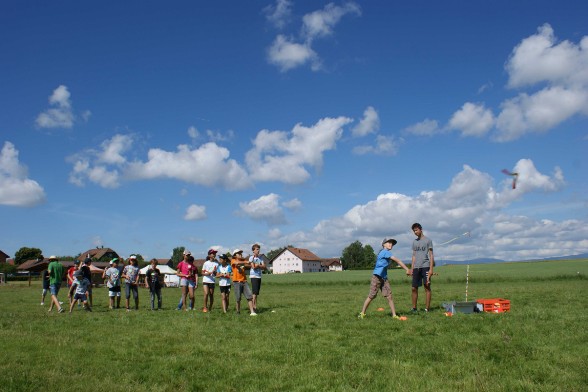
[271,247,342,274]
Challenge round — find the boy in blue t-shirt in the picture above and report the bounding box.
[358,238,410,320]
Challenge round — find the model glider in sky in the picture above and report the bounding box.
[438,231,470,246]
[501,169,519,189]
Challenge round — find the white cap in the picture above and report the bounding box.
[129,255,137,260]
[183,250,191,255]
[232,248,243,256]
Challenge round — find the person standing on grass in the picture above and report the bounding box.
[231,249,256,316]
[80,257,94,308]
[201,249,218,313]
[216,254,232,313]
[358,238,410,320]
[248,244,265,313]
[122,255,140,311]
[66,260,78,305]
[410,222,435,313]
[176,251,198,311]
[69,270,92,313]
[145,259,162,310]
[47,255,65,313]
[103,258,122,309]
[41,268,50,305]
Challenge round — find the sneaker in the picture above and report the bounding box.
[58,308,64,313]
[250,312,258,316]
[358,312,366,319]
[40,302,44,306]
[424,308,430,313]
[126,308,130,312]
[410,308,418,313]
[393,315,407,321]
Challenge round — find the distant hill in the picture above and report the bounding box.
[438,258,503,265]
[438,253,588,266]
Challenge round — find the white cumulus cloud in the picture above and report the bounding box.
[239,193,286,225]
[449,102,495,137]
[264,0,293,29]
[351,106,380,137]
[0,141,46,207]
[267,35,319,72]
[184,204,207,221]
[246,116,352,184]
[36,85,75,129]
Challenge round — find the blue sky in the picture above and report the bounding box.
[1,1,587,262]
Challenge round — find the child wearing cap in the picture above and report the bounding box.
[103,259,122,309]
[122,256,140,311]
[216,254,232,313]
[358,238,410,320]
[69,270,92,313]
[231,249,257,316]
[201,249,219,312]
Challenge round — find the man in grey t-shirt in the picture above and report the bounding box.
[410,223,435,312]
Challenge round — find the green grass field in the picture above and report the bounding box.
[0,260,586,391]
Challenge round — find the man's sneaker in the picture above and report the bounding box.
[250,312,258,316]
[58,308,64,313]
[358,312,366,319]
[411,308,418,313]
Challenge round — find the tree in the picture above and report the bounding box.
[340,241,376,270]
[362,244,376,269]
[170,247,185,268]
[340,241,363,270]
[14,247,43,265]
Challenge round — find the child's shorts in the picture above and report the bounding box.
[368,275,391,299]
[73,293,87,302]
[109,286,121,297]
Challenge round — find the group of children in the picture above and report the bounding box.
[358,222,435,320]
[175,244,265,316]
[43,224,433,320]
[43,244,266,315]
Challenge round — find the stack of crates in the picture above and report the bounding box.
[476,298,510,313]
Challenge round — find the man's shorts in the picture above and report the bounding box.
[219,285,230,294]
[368,275,391,299]
[233,281,252,302]
[412,268,432,288]
[49,284,61,296]
[180,278,197,288]
[73,293,87,302]
[109,286,121,297]
[251,278,261,295]
[125,283,139,299]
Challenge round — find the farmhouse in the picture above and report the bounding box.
[77,247,120,263]
[0,250,9,264]
[271,247,342,274]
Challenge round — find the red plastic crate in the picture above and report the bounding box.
[476,298,510,313]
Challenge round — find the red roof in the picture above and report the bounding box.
[283,247,321,261]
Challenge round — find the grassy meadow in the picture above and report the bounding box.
[0,260,586,391]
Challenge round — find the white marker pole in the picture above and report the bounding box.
[465,264,470,302]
